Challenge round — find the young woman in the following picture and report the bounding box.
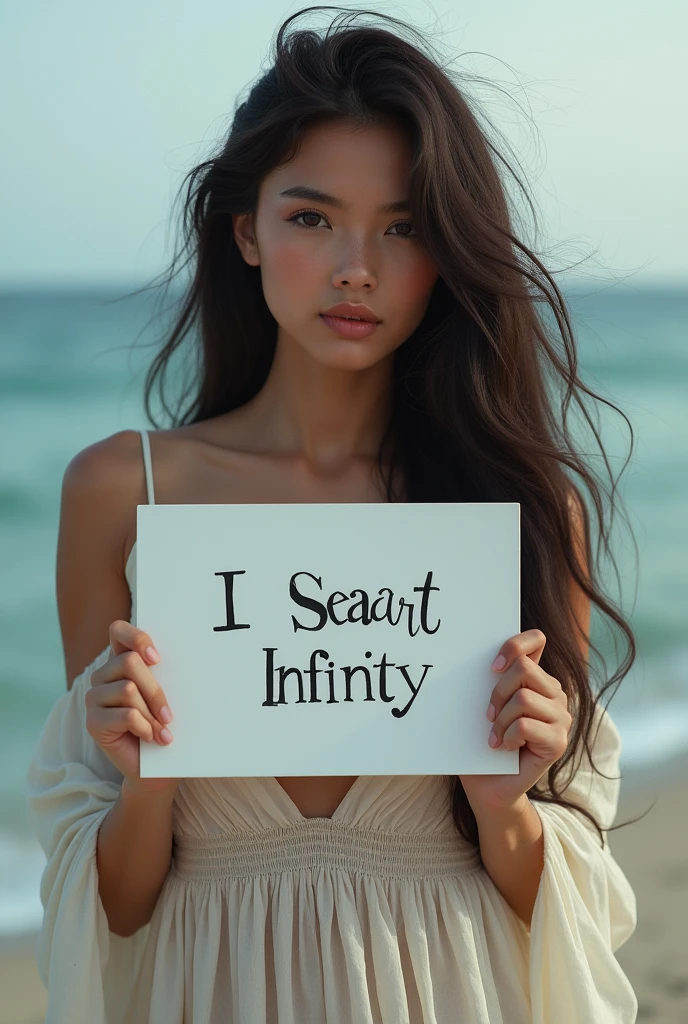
[27,8,639,1023]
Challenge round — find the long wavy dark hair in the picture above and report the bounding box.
[129,6,641,846]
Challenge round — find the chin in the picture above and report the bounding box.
[313,341,393,370]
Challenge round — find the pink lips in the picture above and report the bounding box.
[319,314,380,339]
[321,301,380,322]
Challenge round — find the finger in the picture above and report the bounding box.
[488,654,564,723]
[87,705,156,745]
[92,649,173,728]
[489,688,564,747]
[491,629,547,674]
[86,679,173,745]
[500,715,569,759]
[109,619,160,666]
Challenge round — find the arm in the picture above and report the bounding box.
[474,795,544,926]
[471,486,591,925]
[462,489,636,1021]
[25,431,182,1017]
[469,699,638,1021]
[60,432,179,935]
[57,430,143,688]
[97,778,176,937]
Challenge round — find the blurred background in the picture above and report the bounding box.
[1,2,686,1022]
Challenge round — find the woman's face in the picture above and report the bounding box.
[233,119,440,372]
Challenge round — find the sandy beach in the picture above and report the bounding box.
[611,755,688,1023]
[1,761,686,1024]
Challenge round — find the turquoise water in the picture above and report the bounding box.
[0,283,686,936]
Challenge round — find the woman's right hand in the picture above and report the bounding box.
[86,620,178,796]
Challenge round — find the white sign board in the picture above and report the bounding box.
[137,503,520,777]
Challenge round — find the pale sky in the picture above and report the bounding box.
[2,0,686,287]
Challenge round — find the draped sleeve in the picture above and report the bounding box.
[527,702,638,1023]
[25,644,150,1024]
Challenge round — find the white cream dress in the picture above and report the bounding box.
[25,431,638,1023]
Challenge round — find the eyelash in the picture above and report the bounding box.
[287,208,417,239]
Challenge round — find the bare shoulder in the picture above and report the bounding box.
[63,428,146,499]
[58,429,150,688]
[62,417,253,528]
[61,429,154,555]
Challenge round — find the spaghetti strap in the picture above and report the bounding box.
[138,429,156,505]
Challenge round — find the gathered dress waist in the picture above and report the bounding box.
[171,819,483,881]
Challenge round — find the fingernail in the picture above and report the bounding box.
[488,729,500,747]
[145,646,160,665]
[486,703,496,722]
[159,705,173,724]
[491,655,506,671]
[159,728,173,744]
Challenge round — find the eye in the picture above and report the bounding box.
[286,210,417,239]
[387,220,417,239]
[287,209,329,230]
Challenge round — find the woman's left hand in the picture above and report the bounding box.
[459,629,573,813]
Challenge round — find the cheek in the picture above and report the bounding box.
[393,258,440,315]
[263,239,319,292]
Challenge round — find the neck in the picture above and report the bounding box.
[241,329,395,473]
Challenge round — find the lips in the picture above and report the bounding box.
[321,303,381,323]
[319,312,380,339]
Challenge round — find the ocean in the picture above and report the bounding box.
[0,283,686,939]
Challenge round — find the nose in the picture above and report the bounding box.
[331,239,378,291]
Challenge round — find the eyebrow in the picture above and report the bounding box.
[278,185,410,215]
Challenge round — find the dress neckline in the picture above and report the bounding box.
[268,775,365,823]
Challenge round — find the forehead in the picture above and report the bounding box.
[261,120,413,205]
